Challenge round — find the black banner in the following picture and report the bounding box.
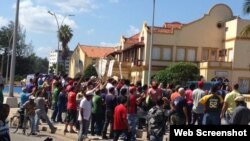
[170,125,250,141]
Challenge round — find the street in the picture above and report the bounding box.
[9,129,75,141]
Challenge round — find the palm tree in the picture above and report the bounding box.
[241,0,250,36]
[58,24,73,73]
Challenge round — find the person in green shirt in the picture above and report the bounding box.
[0,84,4,104]
[51,82,61,122]
[91,89,103,136]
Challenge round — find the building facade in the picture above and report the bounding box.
[48,50,73,74]
[109,4,250,93]
[69,44,116,78]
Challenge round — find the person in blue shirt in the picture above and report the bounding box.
[20,87,30,107]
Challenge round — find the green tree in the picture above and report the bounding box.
[241,0,250,36]
[0,21,33,57]
[0,21,48,80]
[83,64,98,80]
[15,54,49,76]
[58,24,73,72]
[154,62,199,86]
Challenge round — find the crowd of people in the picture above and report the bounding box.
[1,72,250,141]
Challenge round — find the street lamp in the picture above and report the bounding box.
[0,46,8,76]
[148,0,156,85]
[48,11,74,75]
[5,33,13,84]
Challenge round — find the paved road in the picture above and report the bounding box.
[9,129,75,141]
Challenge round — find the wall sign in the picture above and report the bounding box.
[215,71,228,77]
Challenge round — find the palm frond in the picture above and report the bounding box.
[243,0,250,14]
[240,24,250,37]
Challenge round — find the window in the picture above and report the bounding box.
[176,47,197,61]
[202,48,218,61]
[152,47,161,60]
[210,50,217,61]
[187,49,196,61]
[162,48,171,60]
[176,48,185,61]
[228,49,233,62]
[202,49,209,61]
[219,49,227,57]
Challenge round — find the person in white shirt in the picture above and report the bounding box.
[78,91,93,141]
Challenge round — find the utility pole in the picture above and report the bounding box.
[148,0,155,85]
[8,0,20,97]
[48,11,74,75]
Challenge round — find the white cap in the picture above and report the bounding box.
[234,96,245,102]
[29,96,35,100]
[90,76,96,80]
[22,87,26,91]
[106,83,114,90]
[86,90,94,96]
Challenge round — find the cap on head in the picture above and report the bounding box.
[86,90,94,96]
[234,96,245,102]
[90,76,96,80]
[29,95,35,100]
[22,87,26,91]
[178,87,185,94]
[175,85,181,91]
[107,84,114,91]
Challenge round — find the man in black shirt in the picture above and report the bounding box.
[230,96,250,125]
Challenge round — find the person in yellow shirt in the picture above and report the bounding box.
[220,84,241,124]
[199,84,223,125]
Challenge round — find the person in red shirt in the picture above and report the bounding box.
[127,86,138,141]
[185,84,195,125]
[64,84,79,134]
[113,96,131,141]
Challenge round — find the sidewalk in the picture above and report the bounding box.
[8,108,169,141]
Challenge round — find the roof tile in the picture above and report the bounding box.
[79,45,116,58]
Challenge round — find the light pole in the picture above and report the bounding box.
[5,33,13,84]
[9,0,20,97]
[0,47,6,75]
[48,11,74,75]
[148,0,156,85]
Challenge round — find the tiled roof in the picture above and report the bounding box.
[123,33,143,49]
[124,33,140,44]
[79,45,116,58]
[123,42,144,51]
[148,22,184,34]
[163,22,183,29]
[119,22,183,51]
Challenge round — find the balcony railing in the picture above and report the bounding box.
[133,59,143,66]
[200,61,232,69]
[113,61,131,67]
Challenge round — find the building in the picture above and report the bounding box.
[109,4,250,93]
[48,50,73,74]
[69,44,116,78]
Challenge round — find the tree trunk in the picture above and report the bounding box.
[63,59,66,74]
